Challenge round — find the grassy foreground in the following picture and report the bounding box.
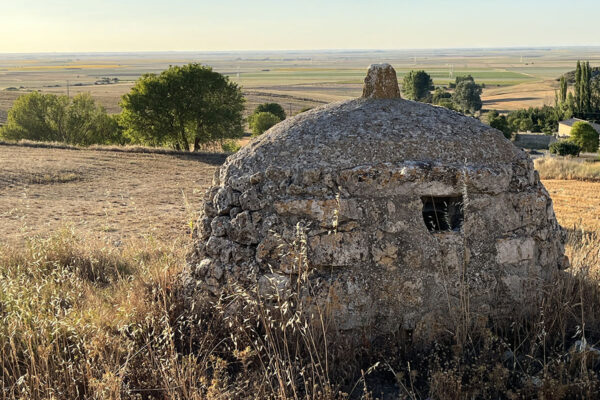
[2,226,600,399]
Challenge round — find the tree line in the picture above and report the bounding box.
[401,71,483,115]
[0,64,292,152]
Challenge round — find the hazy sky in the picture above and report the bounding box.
[1,0,599,53]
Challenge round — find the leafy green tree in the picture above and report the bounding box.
[452,80,482,114]
[0,92,119,145]
[486,110,512,139]
[120,63,244,151]
[249,112,281,136]
[254,103,286,121]
[401,70,433,102]
[569,121,599,152]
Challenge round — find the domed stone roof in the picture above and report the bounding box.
[185,64,567,345]
[222,97,524,180]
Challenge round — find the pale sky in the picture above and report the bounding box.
[1,0,599,53]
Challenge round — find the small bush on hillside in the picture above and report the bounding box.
[0,92,122,146]
[249,111,281,136]
[550,140,581,156]
[570,121,599,153]
[221,139,241,153]
[253,102,286,121]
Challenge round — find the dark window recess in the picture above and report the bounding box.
[421,195,464,232]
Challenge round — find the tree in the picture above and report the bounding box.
[455,75,475,85]
[575,61,582,113]
[432,87,451,104]
[0,92,120,145]
[64,93,122,145]
[452,80,482,114]
[569,121,599,152]
[432,87,456,110]
[254,103,286,121]
[486,110,512,139]
[518,118,534,132]
[249,112,281,136]
[559,76,568,104]
[120,63,244,151]
[401,70,433,102]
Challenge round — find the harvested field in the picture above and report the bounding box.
[0,144,224,246]
[543,179,600,232]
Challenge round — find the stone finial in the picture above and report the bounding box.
[362,63,401,99]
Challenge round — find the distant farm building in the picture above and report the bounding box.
[558,118,600,137]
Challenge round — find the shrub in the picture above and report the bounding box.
[221,139,241,153]
[570,121,599,153]
[549,140,581,156]
[0,92,122,146]
[249,111,281,136]
[253,102,286,121]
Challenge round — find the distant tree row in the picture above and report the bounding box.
[490,61,600,138]
[0,64,253,152]
[401,71,483,115]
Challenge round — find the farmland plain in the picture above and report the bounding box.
[2,47,600,127]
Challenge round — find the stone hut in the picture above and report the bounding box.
[186,64,567,343]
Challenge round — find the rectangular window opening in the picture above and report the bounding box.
[421,195,464,233]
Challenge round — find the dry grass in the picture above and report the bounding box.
[536,156,600,181]
[4,146,600,398]
[543,180,600,232]
[3,223,600,398]
[0,144,222,246]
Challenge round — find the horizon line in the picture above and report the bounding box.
[2,45,600,56]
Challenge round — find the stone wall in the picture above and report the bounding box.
[183,65,567,346]
[513,133,557,150]
[185,158,566,343]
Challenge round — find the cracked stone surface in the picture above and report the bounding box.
[182,65,567,345]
